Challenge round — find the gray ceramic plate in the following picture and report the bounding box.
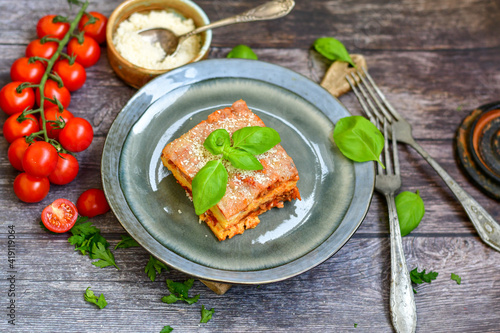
[102,59,374,284]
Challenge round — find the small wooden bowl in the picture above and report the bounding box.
[106,0,212,89]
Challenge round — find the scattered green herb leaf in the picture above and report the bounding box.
[451,273,461,285]
[115,234,140,249]
[84,287,107,309]
[91,242,119,270]
[227,44,258,60]
[200,305,215,323]
[145,255,169,282]
[410,268,438,287]
[333,116,385,167]
[313,37,355,67]
[160,326,173,333]
[161,279,200,305]
[354,323,358,328]
[395,190,425,236]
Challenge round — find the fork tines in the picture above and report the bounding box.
[345,66,401,125]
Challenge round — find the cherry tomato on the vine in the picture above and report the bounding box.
[77,188,110,218]
[48,153,79,185]
[37,15,70,40]
[67,36,100,68]
[26,39,59,59]
[10,57,45,84]
[58,117,93,152]
[0,82,36,115]
[36,79,71,109]
[3,112,39,143]
[22,141,59,178]
[7,137,31,171]
[13,172,50,203]
[78,11,107,44]
[39,106,74,139]
[53,59,86,91]
[41,198,78,233]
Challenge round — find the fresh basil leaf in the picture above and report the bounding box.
[225,147,263,170]
[395,190,425,236]
[232,126,281,155]
[226,44,258,60]
[313,37,355,67]
[160,326,174,333]
[204,129,230,155]
[192,160,228,215]
[333,116,385,167]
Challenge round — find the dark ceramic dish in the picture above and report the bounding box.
[101,59,375,284]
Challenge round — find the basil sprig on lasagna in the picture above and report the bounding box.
[192,126,281,215]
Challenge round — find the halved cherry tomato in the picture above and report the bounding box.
[13,172,50,203]
[77,188,110,218]
[58,117,93,152]
[10,57,45,84]
[3,112,39,143]
[53,59,87,91]
[67,36,100,68]
[48,153,79,185]
[37,15,70,40]
[22,141,58,177]
[25,39,59,59]
[36,79,71,109]
[0,82,36,115]
[41,198,78,233]
[39,106,74,139]
[7,137,31,171]
[78,11,107,44]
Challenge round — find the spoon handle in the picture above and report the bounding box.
[182,0,295,39]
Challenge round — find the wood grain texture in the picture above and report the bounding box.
[0,0,499,332]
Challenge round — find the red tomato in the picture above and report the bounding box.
[10,57,45,84]
[77,188,110,218]
[37,15,70,40]
[22,141,59,177]
[41,198,78,232]
[0,82,36,115]
[40,107,74,139]
[3,112,39,143]
[13,173,50,203]
[7,137,30,171]
[67,36,100,68]
[25,39,59,59]
[58,117,93,152]
[78,11,108,44]
[53,59,87,91]
[48,153,79,185]
[36,79,71,109]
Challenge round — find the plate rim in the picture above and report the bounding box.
[102,59,375,284]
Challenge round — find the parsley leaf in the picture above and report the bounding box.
[115,234,140,249]
[451,273,461,285]
[70,216,98,236]
[161,279,200,305]
[200,305,215,323]
[91,243,119,270]
[410,267,438,290]
[160,326,173,333]
[84,287,107,309]
[145,255,169,282]
[354,323,358,328]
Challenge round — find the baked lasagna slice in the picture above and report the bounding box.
[161,100,300,241]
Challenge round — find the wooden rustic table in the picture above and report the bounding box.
[1,0,499,332]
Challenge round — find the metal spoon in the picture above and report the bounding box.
[138,0,295,58]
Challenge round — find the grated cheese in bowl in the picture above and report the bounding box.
[112,10,201,70]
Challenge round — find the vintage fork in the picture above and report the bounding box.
[346,67,500,252]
